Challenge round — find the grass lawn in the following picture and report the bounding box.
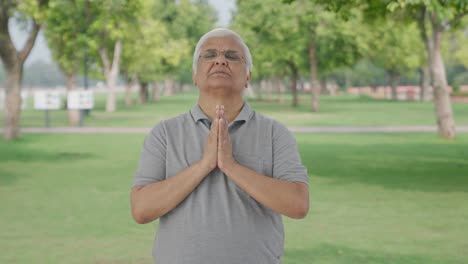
[1,133,467,263]
[6,90,468,128]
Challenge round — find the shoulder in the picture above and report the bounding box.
[251,111,291,138]
[148,111,191,138]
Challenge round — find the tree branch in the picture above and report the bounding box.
[0,5,18,68]
[18,20,41,64]
[99,47,111,79]
[442,10,468,31]
[111,39,122,74]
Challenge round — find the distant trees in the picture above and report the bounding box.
[272,0,468,139]
[0,0,216,140]
[233,0,367,110]
[1,0,466,141]
[0,0,49,140]
[366,19,422,100]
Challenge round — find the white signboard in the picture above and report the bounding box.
[1,90,29,110]
[34,90,62,110]
[67,90,94,110]
[21,91,28,110]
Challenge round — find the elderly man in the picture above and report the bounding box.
[131,28,309,264]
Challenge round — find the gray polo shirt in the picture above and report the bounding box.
[133,102,308,264]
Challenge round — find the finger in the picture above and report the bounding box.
[211,118,218,138]
[218,118,225,149]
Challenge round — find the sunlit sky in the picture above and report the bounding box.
[10,0,235,66]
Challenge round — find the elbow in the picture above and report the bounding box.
[287,183,309,219]
[131,208,148,224]
[290,202,309,219]
[132,207,157,224]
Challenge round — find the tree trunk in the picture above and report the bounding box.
[320,79,327,95]
[124,73,136,108]
[266,79,273,101]
[99,39,122,113]
[152,82,160,102]
[430,27,456,139]
[417,7,433,102]
[164,79,174,96]
[3,66,22,140]
[0,16,41,140]
[124,81,133,108]
[260,79,267,101]
[139,82,149,104]
[278,77,285,103]
[389,71,400,101]
[309,41,320,112]
[344,69,351,91]
[64,72,80,126]
[288,62,299,107]
[419,64,431,101]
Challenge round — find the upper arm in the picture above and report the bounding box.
[132,124,167,187]
[272,123,309,185]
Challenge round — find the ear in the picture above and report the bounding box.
[244,71,252,88]
[192,72,197,86]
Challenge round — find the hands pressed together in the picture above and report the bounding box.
[201,105,236,173]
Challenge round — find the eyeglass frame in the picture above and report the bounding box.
[198,49,246,64]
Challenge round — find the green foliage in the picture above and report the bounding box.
[233,0,367,80]
[367,19,423,77]
[233,0,307,79]
[44,0,87,75]
[119,0,216,83]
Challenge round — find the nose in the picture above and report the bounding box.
[214,53,227,66]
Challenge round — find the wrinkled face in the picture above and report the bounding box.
[193,37,251,95]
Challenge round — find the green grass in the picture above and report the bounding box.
[1,133,467,263]
[5,90,468,128]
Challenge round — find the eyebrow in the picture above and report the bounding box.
[203,49,240,53]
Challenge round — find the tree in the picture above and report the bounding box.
[297,3,367,110]
[233,0,308,107]
[85,0,141,112]
[234,0,367,109]
[367,19,422,100]
[44,0,87,125]
[155,0,217,95]
[374,0,468,139]
[306,0,468,138]
[0,0,49,140]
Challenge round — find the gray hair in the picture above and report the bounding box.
[192,28,253,75]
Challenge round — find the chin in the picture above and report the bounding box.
[206,81,234,90]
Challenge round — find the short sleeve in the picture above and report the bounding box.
[132,123,167,187]
[271,122,309,185]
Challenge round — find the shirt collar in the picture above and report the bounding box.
[190,101,254,124]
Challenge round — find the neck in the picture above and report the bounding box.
[198,93,244,123]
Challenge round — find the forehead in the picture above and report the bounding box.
[200,36,243,52]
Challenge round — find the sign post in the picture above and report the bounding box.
[33,91,61,127]
[67,90,94,126]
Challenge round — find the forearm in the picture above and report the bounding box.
[223,163,309,219]
[131,161,212,224]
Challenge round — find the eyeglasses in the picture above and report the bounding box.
[199,49,244,63]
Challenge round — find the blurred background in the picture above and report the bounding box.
[1,0,468,263]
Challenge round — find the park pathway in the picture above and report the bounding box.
[13,126,468,134]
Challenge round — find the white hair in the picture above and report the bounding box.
[192,28,253,75]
